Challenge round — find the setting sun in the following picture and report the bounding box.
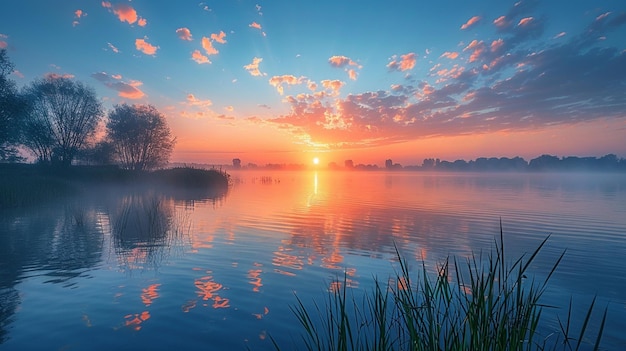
[312,157,320,165]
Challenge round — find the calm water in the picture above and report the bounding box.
[1,171,625,350]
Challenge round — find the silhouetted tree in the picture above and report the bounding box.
[21,76,103,166]
[106,104,175,171]
[0,49,26,162]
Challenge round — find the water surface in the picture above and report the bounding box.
[1,171,625,350]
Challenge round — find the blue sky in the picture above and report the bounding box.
[1,0,625,165]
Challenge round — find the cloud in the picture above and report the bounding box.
[107,42,120,53]
[176,28,193,41]
[440,51,459,60]
[0,34,7,49]
[92,71,145,99]
[45,73,75,80]
[461,16,481,30]
[135,38,158,55]
[73,9,86,27]
[265,9,626,149]
[249,22,266,36]
[201,37,218,56]
[211,31,227,44]
[268,75,306,95]
[191,50,210,64]
[553,32,566,39]
[328,55,361,80]
[463,40,486,62]
[244,57,265,76]
[328,55,358,68]
[186,93,212,107]
[321,79,344,95]
[102,2,147,26]
[387,53,417,71]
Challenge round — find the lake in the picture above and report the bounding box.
[1,171,625,350]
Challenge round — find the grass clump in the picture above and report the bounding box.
[282,224,607,351]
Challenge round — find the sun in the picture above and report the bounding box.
[312,157,320,165]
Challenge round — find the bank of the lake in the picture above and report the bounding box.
[0,164,230,208]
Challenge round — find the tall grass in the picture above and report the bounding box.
[281,224,607,351]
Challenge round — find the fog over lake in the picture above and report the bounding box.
[1,171,625,350]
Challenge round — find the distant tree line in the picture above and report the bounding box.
[403,155,626,172]
[0,49,175,170]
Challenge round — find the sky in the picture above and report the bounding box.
[1,0,625,166]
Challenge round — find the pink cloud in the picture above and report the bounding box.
[92,71,146,99]
[118,80,145,99]
[461,16,481,30]
[0,34,7,49]
[135,38,158,55]
[45,73,75,80]
[249,22,262,30]
[596,12,611,21]
[244,57,264,76]
[73,9,86,26]
[440,51,459,60]
[176,28,193,41]
[387,53,416,71]
[201,37,218,56]
[191,50,210,64]
[518,17,534,26]
[138,18,147,27]
[211,31,227,44]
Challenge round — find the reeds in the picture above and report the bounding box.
[282,224,607,351]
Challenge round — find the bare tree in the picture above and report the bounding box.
[22,76,103,166]
[107,104,175,171]
[0,49,26,162]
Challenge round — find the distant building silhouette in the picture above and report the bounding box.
[385,159,393,169]
[232,158,241,169]
[344,160,354,169]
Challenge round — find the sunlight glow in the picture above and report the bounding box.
[313,157,320,165]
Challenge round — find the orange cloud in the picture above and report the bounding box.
[321,79,344,95]
[463,40,485,62]
[490,38,504,52]
[186,94,213,107]
[135,38,158,55]
[249,22,262,30]
[191,50,210,64]
[102,2,146,26]
[440,51,459,59]
[461,16,481,30]
[211,31,227,44]
[176,27,193,41]
[244,57,264,76]
[268,75,305,95]
[92,72,146,100]
[387,53,416,71]
[328,55,358,68]
[493,15,508,28]
[201,37,218,56]
[73,9,86,26]
[348,69,358,81]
